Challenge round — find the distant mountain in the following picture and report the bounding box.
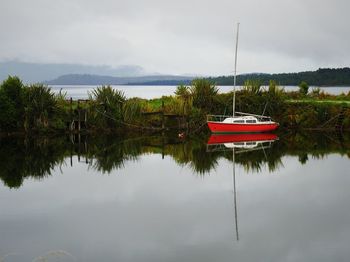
[45,74,194,85]
[0,61,145,83]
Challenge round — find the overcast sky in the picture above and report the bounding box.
[0,0,349,76]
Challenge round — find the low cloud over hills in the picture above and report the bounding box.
[0,61,145,83]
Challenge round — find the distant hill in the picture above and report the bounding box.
[207,68,350,86]
[0,61,145,83]
[45,74,194,85]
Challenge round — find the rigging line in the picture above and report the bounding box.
[262,102,268,116]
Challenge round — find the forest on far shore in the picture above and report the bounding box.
[206,68,350,86]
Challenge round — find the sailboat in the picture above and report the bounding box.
[207,23,279,133]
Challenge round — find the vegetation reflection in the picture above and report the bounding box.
[0,131,349,188]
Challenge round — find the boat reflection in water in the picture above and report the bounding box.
[207,133,279,241]
[207,133,278,153]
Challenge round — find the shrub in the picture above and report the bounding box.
[0,92,17,130]
[89,86,126,128]
[0,76,25,130]
[123,98,142,123]
[175,85,190,98]
[212,92,233,115]
[243,79,262,95]
[299,81,309,96]
[175,85,192,115]
[55,88,68,105]
[24,84,57,129]
[310,87,321,98]
[190,79,218,112]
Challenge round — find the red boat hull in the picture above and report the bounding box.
[207,133,278,145]
[207,121,279,133]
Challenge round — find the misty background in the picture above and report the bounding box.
[0,0,349,83]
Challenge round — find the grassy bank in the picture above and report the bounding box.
[1,76,350,134]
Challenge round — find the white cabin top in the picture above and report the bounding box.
[223,116,257,124]
[223,116,274,124]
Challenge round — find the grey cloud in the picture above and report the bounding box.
[0,0,348,75]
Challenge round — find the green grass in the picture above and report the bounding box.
[57,100,95,112]
[287,99,350,106]
[147,98,164,110]
[143,96,177,111]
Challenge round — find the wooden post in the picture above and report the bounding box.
[85,136,88,164]
[78,100,81,132]
[84,109,87,128]
[70,144,73,167]
[162,104,165,158]
[70,97,73,131]
[162,132,165,159]
[161,100,165,130]
[78,133,81,162]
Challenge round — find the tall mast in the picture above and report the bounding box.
[232,148,239,241]
[233,22,240,117]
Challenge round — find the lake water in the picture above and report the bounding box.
[49,85,350,99]
[1,132,350,261]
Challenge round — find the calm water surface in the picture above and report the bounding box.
[0,133,350,261]
[50,85,350,99]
